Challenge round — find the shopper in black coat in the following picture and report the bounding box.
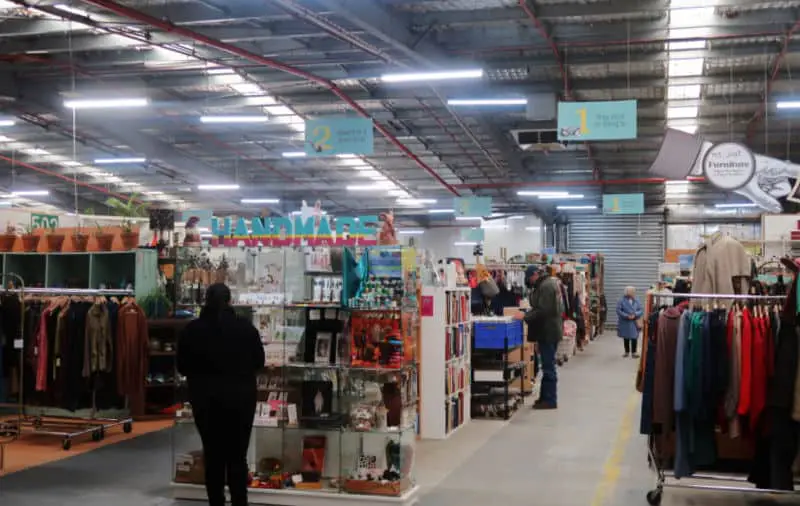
[177,283,265,506]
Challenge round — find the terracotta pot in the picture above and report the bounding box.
[120,231,139,250]
[95,233,114,251]
[0,234,16,252]
[72,233,89,252]
[21,234,40,252]
[46,234,65,252]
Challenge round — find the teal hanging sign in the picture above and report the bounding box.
[460,228,485,242]
[557,100,637,141]
[454,196,492,217]
[602,193,644,215]
[304,117,374,156]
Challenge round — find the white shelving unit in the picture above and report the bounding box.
[419,286,472,440]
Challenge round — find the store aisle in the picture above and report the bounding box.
[420,334,640,506]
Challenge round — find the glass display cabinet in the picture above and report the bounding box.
[171,245,420,506]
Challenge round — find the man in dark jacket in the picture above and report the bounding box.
[514,265,563,409]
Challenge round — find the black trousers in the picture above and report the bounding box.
[623,338,638,354]
[192,394,257,506]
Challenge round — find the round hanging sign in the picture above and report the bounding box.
[701,142,756,191]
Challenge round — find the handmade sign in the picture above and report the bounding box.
[210,215,380,247]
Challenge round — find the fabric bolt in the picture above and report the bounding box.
[738,308,754,417]
[652,306,683,429]
[616,296,644,340]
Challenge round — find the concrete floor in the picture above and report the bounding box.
[0,334,797,505]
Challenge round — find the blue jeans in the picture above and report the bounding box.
[538,340,558,405]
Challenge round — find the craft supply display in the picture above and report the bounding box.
[171,244,420,506]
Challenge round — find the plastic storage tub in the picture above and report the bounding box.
[473,319,523,349]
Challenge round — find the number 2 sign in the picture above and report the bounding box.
[304,117,374,157]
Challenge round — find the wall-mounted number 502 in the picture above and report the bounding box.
[310,125,333,153]
[576,108,589,134]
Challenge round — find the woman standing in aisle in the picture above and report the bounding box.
[178,283,265,506]
[616,286,643,358]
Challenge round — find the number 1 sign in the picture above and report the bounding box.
[304,117,374,156]
[557,100,637,141]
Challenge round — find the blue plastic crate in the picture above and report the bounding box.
[474,320,523,349]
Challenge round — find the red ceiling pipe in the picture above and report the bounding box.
[454,176,706,190]
[518,0,600,180]
[79,0,461,196]
[745,20,800,142]
[0,154,141,202]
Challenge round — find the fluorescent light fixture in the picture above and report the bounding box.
[241,198,280,204]
[282,151,306,158]
[669,122,698,134]
[508,215,524,220]
[396,198,436,205]
[481,224,508,230]
[447,98,527,106]
[428,209,454,214]
[200,115,268,124]
[117,182,140,187]
[668,40,705,51]
[715,203,758,208]
[197,184,240,190]
[53,4,91,17]
[381,69,483,83]
[144,191,164,195]
[665,180,690,185]
[11,190,48,196]
[518,190,569,197]
[556,205,597,210]
[94,157,146,164]
[64,98,149,109]
[60,160,82,167]
[347,183,396,191]
[0,120,15,127]
[230,83,262,95]
[454,241,478,246]
[455,216,481,221]
[206,67,236,75]
[336,154,357,159]
[538,194,584,200]
[777,101,800,110]
[388,189,410,198]
[398,229,425,235]
[369,175,389,181]
[525,226,541,231]
[356,170,382,178]
[667,106,699,119]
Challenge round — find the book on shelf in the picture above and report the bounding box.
[445,323,470,361]
[445,290,469,325]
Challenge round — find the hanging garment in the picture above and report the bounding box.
[738,308,754,417]
[117,302,149,416]
[640,310,660,435]
[34,306,52,391]
[83,303,112,377]
[652,306,683,430]
[61,301,92,411]
[724,309,743,437]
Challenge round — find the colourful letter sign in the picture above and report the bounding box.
[209,215,379,247]
[602,193,644,215]
[304,117,374,156]
[454,197,492,218]
[557,100,637,141]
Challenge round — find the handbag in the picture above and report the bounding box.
[635,317,643,331]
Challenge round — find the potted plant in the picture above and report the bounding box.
[106,194,146,250]
[72,219,89,252]
[94,221,114,251]
[20,225,40,252]
[45,223,65,252]
[0,221,16,252]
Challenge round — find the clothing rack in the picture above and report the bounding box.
[643,290,794,505]
[2,284,135,451]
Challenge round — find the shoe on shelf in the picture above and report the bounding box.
[623,353,630,358]
[632,353,640,359]
[533,401,557,410]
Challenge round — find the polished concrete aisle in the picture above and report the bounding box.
[1,334,797,505]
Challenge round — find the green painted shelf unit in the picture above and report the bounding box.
[0,249,158,299]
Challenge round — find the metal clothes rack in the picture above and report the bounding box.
[644,290,793,505]
[1,283,136,451]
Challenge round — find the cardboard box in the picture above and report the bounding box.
[174,450,205,484]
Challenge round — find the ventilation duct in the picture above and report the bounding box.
[511,129,585,152]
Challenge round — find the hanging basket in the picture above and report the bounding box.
[21,234,40,252]
[120,231,139,250]
[0,234,16,252]
[46,234,65,252]
[95,233,114,251]
[72,233,89,252]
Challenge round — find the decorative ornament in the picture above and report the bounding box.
[377,211,397,245]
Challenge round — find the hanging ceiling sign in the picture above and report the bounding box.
[454,196,492,217]
[304,117,374,156]
[602,193,644,215]
[557,100,638,141]
[209,215,379,247]
[649,129,800,213]
[460,227,485,242]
